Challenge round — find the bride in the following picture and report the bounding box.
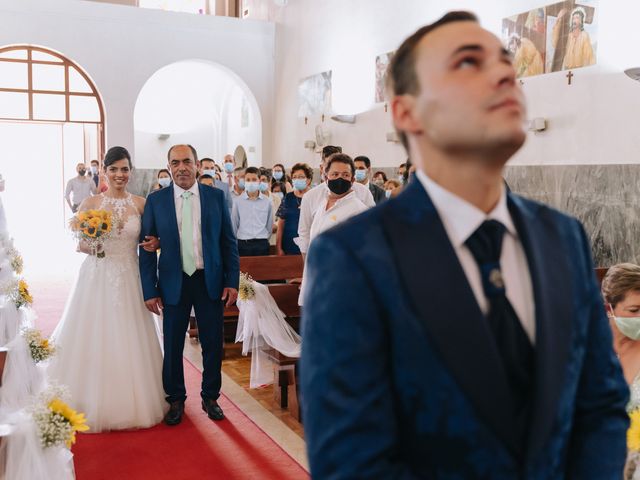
[48,146,167,432]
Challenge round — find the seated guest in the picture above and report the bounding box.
[231,166,273,256]
[354,155,386,204]
[272,163,293,192]
[198,174,215,188]
[152,168,171,191]
[299,154,367,304]
[602,263,640,478]
[383,179,402,198]
[372,171,387,187]
[276,163,312,256]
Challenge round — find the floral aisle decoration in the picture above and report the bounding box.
[30,386,89,448]
[22,328,56,363]
[7,247,23,274]
[69,209,113,258]
[3,278,33,308]
[238,272,256,301]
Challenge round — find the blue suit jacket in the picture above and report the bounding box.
[139,183,239,305]
[301,179,629,479]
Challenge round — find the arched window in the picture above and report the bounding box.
[0,45,104,124]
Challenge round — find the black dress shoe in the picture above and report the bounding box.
[164,400,185,426]
[201,398,224,421]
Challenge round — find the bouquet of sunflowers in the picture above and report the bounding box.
[30,386,89,449]
[69,209,112,258]
[23,328,56,363]
[3,278,33,309]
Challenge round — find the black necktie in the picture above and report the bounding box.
[465,220,534,421]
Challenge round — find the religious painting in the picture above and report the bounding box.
[502,1,598,78]
[297,71,332,118]
[375,51,394,103]
[544,1,597,73]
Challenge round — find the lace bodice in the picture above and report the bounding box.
[96,193,140,259]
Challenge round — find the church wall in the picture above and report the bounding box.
[0,0,275,167]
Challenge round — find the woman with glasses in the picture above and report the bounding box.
[276,163,312,256]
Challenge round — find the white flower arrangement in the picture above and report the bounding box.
[29,386,89,449]
[22,328,55,363]
[238,272,255,301]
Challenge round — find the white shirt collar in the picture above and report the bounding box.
[174,181,200,199]
[415,170,517,248]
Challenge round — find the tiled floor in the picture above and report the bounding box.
[183,340,308,471]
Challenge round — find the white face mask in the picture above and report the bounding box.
[614,315,640,340]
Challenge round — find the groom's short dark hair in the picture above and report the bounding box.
[167,144,198,162]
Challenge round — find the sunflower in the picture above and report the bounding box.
[629,409,640,452]
[48,398,90,447]
[18,279,33,305]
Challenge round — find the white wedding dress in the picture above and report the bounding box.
[48,193,167,432]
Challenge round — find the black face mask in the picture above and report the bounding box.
[327,178,351,195]
[78,170,86,176]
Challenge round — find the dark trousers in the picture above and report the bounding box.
[237,238,270,256]
[162,270,223,403]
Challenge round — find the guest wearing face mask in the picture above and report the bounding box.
[354,156,386,204]
[199,157,232,211]
[272,163,293,193]
[372,171,388,188]
[383,179,402,199]
[397,162,407,184]
[231,167,273,257]
[65,162,97,213]
[276,163,312,256]
[152,169,172,192]
[260,169,281,247]
[222,154,236,189]
[602,262,640,478]
[231,167,245,201]
[299,154,367,304]
[90,159,100,187]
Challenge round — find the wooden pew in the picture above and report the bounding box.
[188,255,304,414]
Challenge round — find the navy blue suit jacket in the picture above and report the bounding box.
[139,183,239,306]
[301,179,629,479]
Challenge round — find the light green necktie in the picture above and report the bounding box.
[180,191,196,276]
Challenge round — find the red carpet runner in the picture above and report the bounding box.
[30,277,309,480]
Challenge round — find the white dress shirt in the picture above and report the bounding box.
[416,171,536,343]
[299,190,368,306]
[297,181,375,253]
[173,182,204,270]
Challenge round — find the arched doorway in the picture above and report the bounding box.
[234,145,248,168]
[134,59,261,179]
[0,45,105,277]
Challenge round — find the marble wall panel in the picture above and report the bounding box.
[505,164,640,267]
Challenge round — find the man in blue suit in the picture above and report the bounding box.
[301,11,629,479]
[140,144,239,426]
[200,157,233,211]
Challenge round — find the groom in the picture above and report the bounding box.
[301,11,629,478]
[140,144,239,426]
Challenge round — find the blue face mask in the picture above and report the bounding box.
[274,192,284,200]
[355,169,368,182]
[614,316,640,340]
[385,189,392,199]
[244,181,259,193]
[237,178,245,190]
[259,181,270,192]
[224,163,234,173]
[397,175,405,184]
[158,177,171,188]
[273,171,284,181]
[202,169,216,178]
[292,179,307,191]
